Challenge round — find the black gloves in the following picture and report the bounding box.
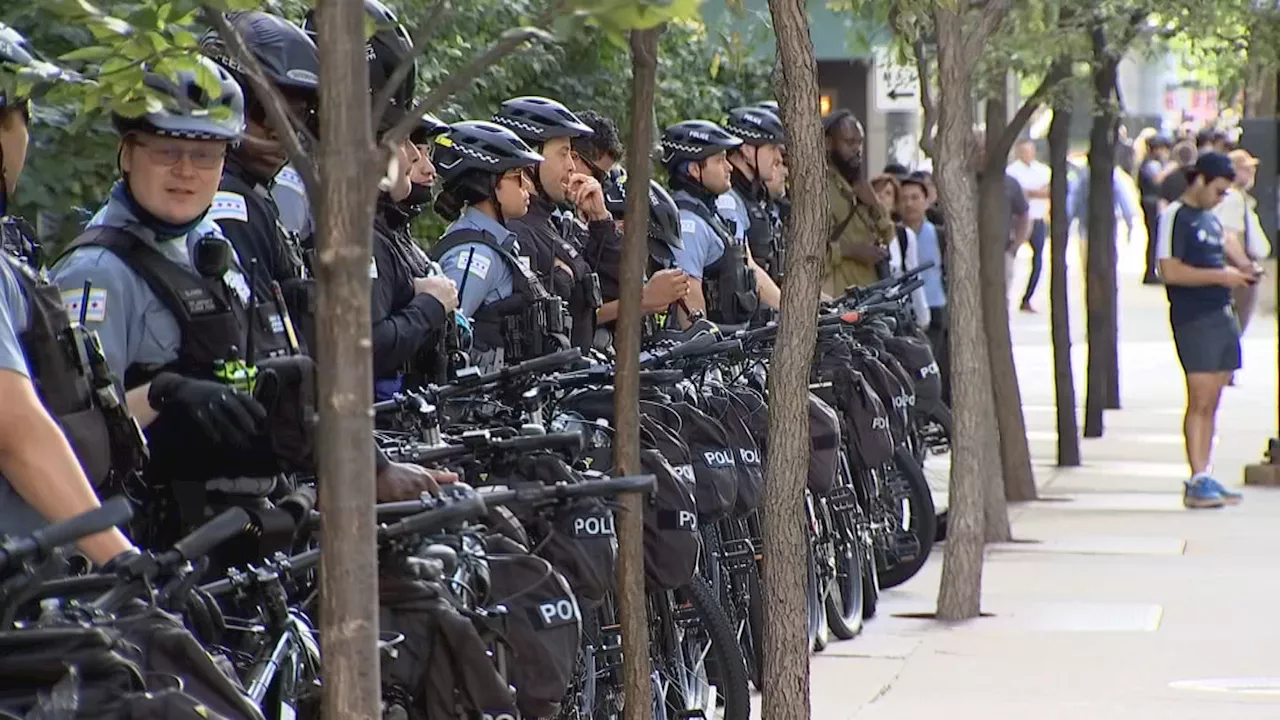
[148,372,266,448]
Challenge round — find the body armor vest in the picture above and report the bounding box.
[66,226,293,388]
[6,254,143,490]
[550,211,603,352]
[429,229,569,369]
[676,198,759,326]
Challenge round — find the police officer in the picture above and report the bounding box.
[372,113,459,398]
[661,120,779,326]
[199,11,318,287]
[719,106,787,282]
[49,58,289,492]
[0,24,135,563]
[429,121,565,370]
[491,96,614,352]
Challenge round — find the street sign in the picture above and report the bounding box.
[874,46,920,113]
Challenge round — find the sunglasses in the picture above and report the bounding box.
[131,137,226,170]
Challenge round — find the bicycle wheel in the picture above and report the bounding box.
[825,507,866,640]
[876,446,938,589]
[652,577,750,720]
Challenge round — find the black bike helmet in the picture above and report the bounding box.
[492,96,594,145]
[754,100,779,112]
[435,120,543,198]
[303,0,415,130]
[0,23,80,110]
[660,120,742,167]
[410,112,449,145]
[725,106,786,145]
[603,167,627,219]
[201,12,320,98]
[602,170,683,264]
[111,55,245,143]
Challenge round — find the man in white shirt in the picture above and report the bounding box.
[1007,140,1051,312]
[1215,149,1271,333]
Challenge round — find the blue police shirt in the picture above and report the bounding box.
[272,165,315,243]
[437,207,519,319]
[715,188,750,244]
[1155,200,1231,325]
[913,220,946,308]
[50,190,253,384]
[670,190,726,280]
[0,258,48,535]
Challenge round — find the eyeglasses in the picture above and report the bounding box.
[132,138,226,170]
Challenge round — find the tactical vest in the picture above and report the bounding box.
[429,229,569,368]
[65,226,292,388]
[766,200,786,282]
[676,198,759,326]
[550,211,603,353]
[6,254,119,489]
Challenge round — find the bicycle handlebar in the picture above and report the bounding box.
[0,497,133,573]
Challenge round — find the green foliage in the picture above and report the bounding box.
[5,0,773,247]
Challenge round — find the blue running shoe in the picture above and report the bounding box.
[1183,477,1225,509]
[1198,476,1243,505]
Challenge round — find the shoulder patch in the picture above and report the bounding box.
[275,166,306,195]
[715,193,737,210]
[457,249,492,280]
[61,288,107,323]
[681,218,698,236]
[207,192,249,223]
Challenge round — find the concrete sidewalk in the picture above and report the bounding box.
[793,239,1280,718]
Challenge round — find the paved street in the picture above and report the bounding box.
[778,237,1280,718]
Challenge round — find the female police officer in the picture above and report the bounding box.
[428,121,568,371]
[0,23,135,563]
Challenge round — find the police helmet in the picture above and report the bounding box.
[410,112,449,145]
[660,120,742,167]
[725,106,786,145]
[201,12,319,101]
[603,170,683,263]
[304,0,415,129]
[111,56,245,143]
[492,96,594,145]
[603,167,626,219]
[435,121,543,200]
[754,100,779,112]
[0,23,82,110]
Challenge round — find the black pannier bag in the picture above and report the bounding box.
[484,534,583,719]
[813,337,894,471]
[882,332,942,417]
[499,453,617,608]
[378,570,519,720]
[848,348,911,448]
[0,623,244,720]
[702,389,763,515]
[808,393,842,496]
[670,401,739,520]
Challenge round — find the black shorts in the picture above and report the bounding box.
[1172,308,1242,375]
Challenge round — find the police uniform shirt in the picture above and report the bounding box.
[211,160,305,284]
[437,207,519,319]
[51,197,258,385]
[0,258,51,534]
[715,188,751,245]
[670,189,727,281]
[371,207,447,379]
[272,164,315,245]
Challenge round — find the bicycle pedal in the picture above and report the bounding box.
[720,538,755,559]
[893,532,921,563]
[827,485,860,513]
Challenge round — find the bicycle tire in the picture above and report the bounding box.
[825,517,866,640]
[680,576,750,720]
[876,446,937,590]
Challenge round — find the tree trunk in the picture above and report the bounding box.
[1048,103,1081,467]
[932,1,1008,621]
[979,93,1036,508]
[1084,28,1120,438]
[313,0,383,717]
[613,27,660,720]
[760,0,824,713]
